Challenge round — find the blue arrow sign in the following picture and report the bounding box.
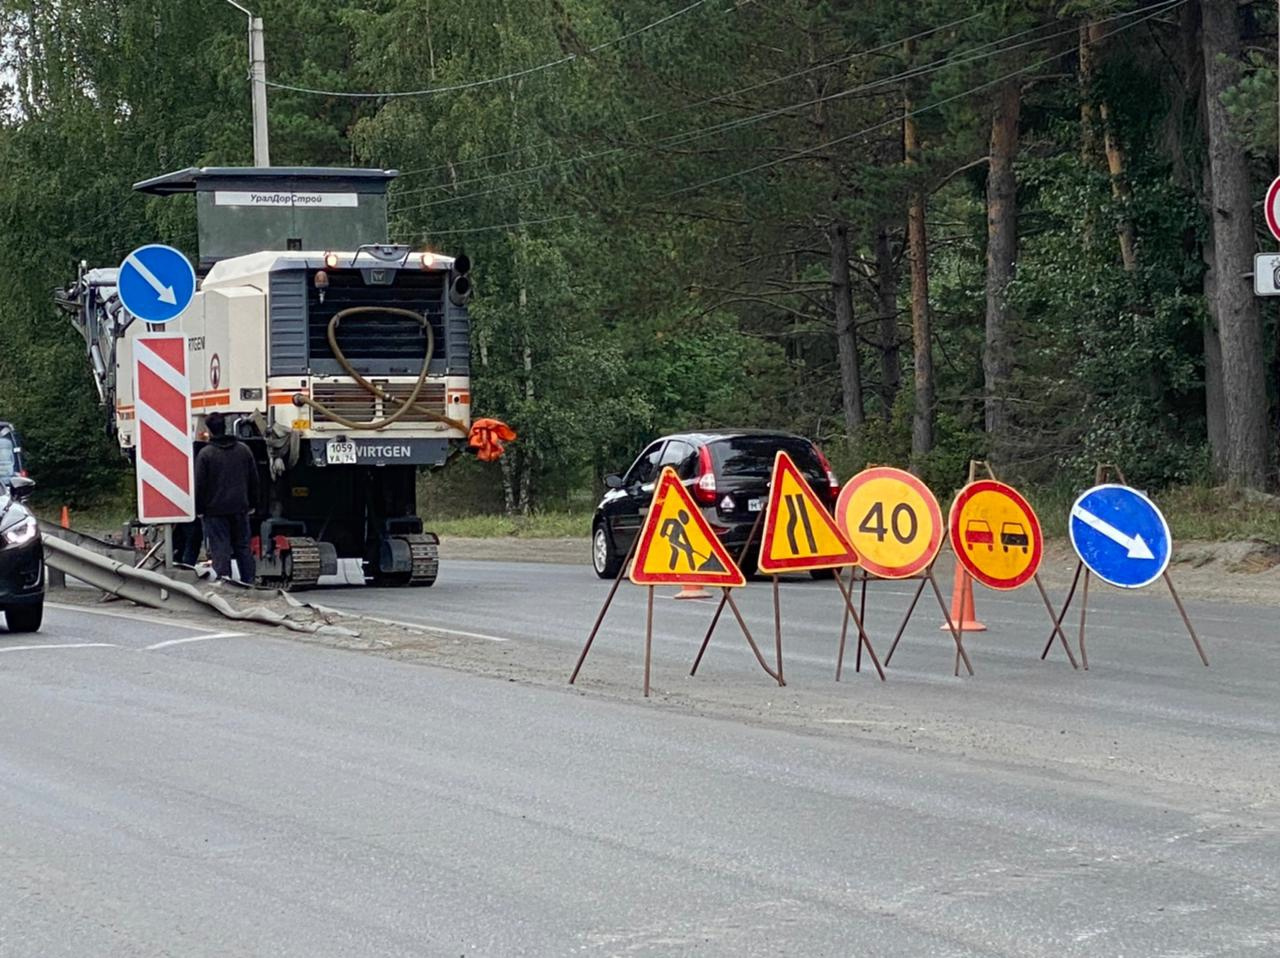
[1068,484,1171,589]
[117,244,196,324]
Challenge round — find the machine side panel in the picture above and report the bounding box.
[205,288,267,412]
[269,270,309,376]
[444,300,471,376]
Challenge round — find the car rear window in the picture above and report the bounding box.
[708,436,826,485]
[0,437,14,482]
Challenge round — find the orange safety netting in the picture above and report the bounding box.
[468,418,517,461]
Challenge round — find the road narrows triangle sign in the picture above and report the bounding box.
[758,451,859,574]
[630,467,746,587]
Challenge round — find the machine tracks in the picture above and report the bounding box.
[281,537,323,591]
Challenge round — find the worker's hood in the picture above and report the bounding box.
[209,435,238,449]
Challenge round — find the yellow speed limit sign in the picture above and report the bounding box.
[836,467,944,578]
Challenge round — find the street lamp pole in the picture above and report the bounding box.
[223,0,270,167]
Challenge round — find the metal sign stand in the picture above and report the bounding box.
[688,512,784,687]
[696,512,885,686]
[869,562,975,676]
[830,567,885,682]
[1044,464,1208,670]
[571,523,779,697]
[959,459,1079,671]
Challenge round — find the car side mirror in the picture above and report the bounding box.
[8,475,35,501]
[604,474,624,490]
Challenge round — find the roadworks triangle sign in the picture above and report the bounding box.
[630,467,746,587]
[759,451,859,574]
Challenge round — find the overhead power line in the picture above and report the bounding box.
[265,0,717,99]
[388,1,1166,216]
[393,0,1184,241]
[389,10,986,182]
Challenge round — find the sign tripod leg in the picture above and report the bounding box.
[1077,568,1093,670]
[644,586,655,697]
[724,590,782,685]
[1033,573,1079,669]
[835,568,852,680]
[569,532,641,685]
[882,576,928,667]
[690,592,727,676]
[833,571,885,681]
[929,566,975,676]
[855,572,868,674]
[1041,562,1083,660]
[771,575,785,686]
[1164,572,1210,667]
[688,511,764,677]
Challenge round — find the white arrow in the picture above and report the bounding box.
[1071,504,1155,560]
[125,252,178,305]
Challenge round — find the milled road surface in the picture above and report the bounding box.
[0,563,1277,956]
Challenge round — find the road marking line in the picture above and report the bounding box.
[427,625,510,643]
[46,602,251,636]
[302,601,511,643]
[0,643,119,653]
[143,631,245,651]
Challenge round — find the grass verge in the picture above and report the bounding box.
[38,484,1280,544]
[430,511,591,539]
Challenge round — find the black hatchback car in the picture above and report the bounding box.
[0,475,43,632]
[591,430,839,578]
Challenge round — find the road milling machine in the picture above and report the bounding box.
[56,167,512,590]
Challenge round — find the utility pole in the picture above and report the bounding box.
[250,16,270,167]
[224,1,270,167]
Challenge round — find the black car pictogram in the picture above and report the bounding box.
[1000,521,1030,553]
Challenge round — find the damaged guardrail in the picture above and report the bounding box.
[43,536,355,636]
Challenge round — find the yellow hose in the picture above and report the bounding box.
[295,305,467,433]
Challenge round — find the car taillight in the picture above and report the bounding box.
[814,446,838,492]
[694,445,717,504]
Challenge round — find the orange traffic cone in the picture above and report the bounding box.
[940,564,986,632]
[60,505,70,529]
[674,585,712,600]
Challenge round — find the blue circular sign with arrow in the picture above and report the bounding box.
[117,244,196,324]
[1068,484,1171,589]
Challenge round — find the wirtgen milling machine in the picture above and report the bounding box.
[56,167,511,590]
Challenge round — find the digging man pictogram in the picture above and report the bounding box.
[659,508,726,573]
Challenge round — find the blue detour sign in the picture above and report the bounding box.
[117,244,196,323]
[1069,484,1171,589]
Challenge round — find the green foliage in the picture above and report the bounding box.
[0,0,1273,516]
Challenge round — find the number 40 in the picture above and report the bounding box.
[858,501,918,544]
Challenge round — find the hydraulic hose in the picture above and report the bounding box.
[294,305,467,432]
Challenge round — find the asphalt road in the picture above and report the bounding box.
[0,568,1276,956]
[311,555,1271,688]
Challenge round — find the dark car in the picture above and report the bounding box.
[591,430,839,579]
[0,475,43,633]
[0,422,27,485]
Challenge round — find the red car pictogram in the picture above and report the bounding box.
[964,519,994,551]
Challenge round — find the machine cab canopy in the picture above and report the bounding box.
[134,166,398,269]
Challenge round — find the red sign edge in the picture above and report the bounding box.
[628,468,746,587]
[757,450,858,574]
[1266,176,1280,243]
[947,479,1043,590]
[835,466,944,579]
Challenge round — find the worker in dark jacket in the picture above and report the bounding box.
[194,412,259,584]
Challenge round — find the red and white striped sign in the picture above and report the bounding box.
[132,334,195,523]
